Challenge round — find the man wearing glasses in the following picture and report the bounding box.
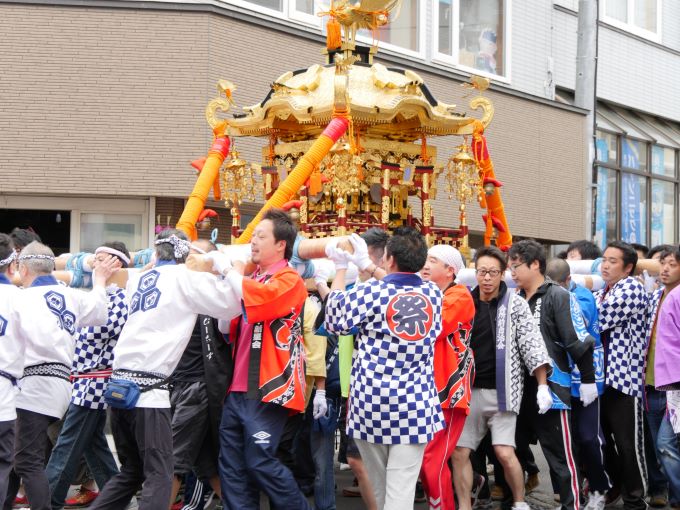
[452,246,550,510]
[508,240,597,510]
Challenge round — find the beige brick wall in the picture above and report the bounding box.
[0,5,210,197]
[0,3,586,244]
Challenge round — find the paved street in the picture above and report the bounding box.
[96,435,673,510]
[327,445,557,510]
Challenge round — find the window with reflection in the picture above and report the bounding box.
[434,0,507,78]
[458,0,505,76]
[592,112,678,247]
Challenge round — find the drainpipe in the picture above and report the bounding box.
[574,0,599,240]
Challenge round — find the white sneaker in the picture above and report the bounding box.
[585,491,606,510]
[511,502,531,510]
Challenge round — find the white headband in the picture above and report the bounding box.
[190,243,207,255]
[0,251,16,266]
[95,246,130,266]
[155,235,191,259]
[428,244,464,274]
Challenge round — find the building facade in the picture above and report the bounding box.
[1,0,673,253]
[551,0,680,249]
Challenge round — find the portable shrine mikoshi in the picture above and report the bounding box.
[174,0,513,255]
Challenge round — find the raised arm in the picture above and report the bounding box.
[553,290,595,383]
[598,279,647,332]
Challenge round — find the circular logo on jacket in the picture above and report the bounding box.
[386,292,434,341]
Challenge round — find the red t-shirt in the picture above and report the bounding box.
[228,258,290,393]
[229,321,255,393]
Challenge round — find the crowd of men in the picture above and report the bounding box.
[0,214,679,510]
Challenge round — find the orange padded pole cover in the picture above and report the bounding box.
[471,120,512,250]
[176,125,231,240]
[235,117,349,244]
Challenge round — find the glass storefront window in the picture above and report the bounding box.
[620,173,647,245]
[596,131,618,164]
[621,138,647,171]
[80,213,144,252]
[651,180,675,246]
[594,167,617,249]
[458,0,504,76]
[651,145,676,177]
[595,105,678,246]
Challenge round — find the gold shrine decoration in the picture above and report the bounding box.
[176,80,237,240]
[380,164,391,227]
[221,148,258,208]
[445,141,481,205]
[176,0,508,252]
[206,80,236,130]
[442,140,483,249]
[235,117,350,244]
[319,0,403,50]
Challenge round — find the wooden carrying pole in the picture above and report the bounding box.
[187,235,353,273]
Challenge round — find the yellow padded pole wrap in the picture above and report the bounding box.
[235,117,349,244]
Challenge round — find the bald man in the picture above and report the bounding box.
[7,241,114,510]
[546,258,610,510]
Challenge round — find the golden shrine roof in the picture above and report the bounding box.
[219,62,492,142]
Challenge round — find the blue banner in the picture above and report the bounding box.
[596,139,609,163]
[594,168,608,249]
[651,180,665,245]
[622,139,640,169]
[651,145,665,174]
[621,173,642,243]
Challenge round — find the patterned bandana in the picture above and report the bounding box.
[18,253,55,262]
[0,251,16,266]
[154,235,191,259]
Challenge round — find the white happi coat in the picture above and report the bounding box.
[0,275,25,421]
[112,262,241,408]
[15,275,109,419]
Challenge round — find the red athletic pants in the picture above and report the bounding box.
[420,407,467,510]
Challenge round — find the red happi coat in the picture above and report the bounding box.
[229,265,309,412]
[433,283,476,412]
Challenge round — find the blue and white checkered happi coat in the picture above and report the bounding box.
[71,287,128,409]
[325,273,444,444]
[595,276,649,398]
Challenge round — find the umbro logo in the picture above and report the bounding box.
[252,431,271,444]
